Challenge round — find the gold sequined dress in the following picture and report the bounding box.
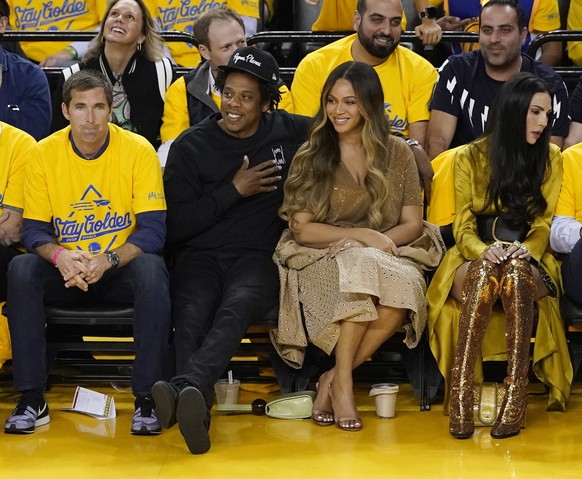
[426,139,572,412]
[271,138,443,368]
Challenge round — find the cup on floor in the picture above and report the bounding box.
[369,383,399,418]
[214,379,241,405]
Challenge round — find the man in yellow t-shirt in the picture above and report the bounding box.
[292,0,437,198]
[7,0,108,65]
[147,0,260,67]
[550,145,582,309]
[0,122,36,301]
[3,70,171,437]
[0,121,36,367]
[158,7,292,164]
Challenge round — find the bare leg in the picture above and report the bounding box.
[325,304,406,430]
[351,304,407,367]
[330,320,368,430]
[311,369,335,426]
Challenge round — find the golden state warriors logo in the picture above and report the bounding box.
[54,185,132,254]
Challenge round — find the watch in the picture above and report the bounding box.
[106,251,120,269]
[419,6,437,20]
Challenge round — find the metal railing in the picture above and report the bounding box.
[246,30,479,47]
[3,29,197,46]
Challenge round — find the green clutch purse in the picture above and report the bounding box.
[216,391,317,420]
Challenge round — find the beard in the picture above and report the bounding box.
[481,46,522,72]
[357,30,399,60]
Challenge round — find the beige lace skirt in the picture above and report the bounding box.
[297,247,427,356]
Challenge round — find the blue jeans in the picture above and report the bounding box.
[170,249,278,408]
[6,253,171,398]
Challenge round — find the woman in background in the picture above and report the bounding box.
[51,0,174,148]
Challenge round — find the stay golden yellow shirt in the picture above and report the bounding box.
[26,125,165,254]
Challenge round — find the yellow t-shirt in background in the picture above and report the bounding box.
[555,144,582,223]
[311,0,407,31]
[8,0,106,62]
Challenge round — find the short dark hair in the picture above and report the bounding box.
[480,0,527,31]
[0,0,9,18]
[62,70,113,108]
[194,6,245,48]
[356,0,367,15]
[214,70,281,112]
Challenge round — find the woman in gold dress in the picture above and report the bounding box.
[427,72,572,440]
[271,61,443,431]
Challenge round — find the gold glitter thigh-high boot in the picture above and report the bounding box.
[491,258,535,439]
[449,259,501,439]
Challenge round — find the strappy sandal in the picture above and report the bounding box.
[336,417,362,432]
[311,374,335,427]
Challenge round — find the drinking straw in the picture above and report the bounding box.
[228,370,233,384]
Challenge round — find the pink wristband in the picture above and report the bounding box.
[52,246,65,267]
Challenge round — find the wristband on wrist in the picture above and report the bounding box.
[52,246,65,267]
[64,45,78,60]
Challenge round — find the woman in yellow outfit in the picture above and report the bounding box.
[427,73,572,440]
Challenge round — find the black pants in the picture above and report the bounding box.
[170,249,278,409]
[7,253,171,397]
[562,237,582,307]
[0,245,22,302]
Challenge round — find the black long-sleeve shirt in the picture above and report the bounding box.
[163,111,310,256]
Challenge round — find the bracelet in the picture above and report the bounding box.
[64,45,78,60]
[52,246,65,267]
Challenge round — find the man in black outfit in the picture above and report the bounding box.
[153,46,310,454]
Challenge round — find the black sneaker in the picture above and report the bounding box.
[176,386,210,454]
[4,392,50,434]
[131,396,161,436]
[151,380,180,429]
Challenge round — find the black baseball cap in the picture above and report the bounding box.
[218,46,281,86]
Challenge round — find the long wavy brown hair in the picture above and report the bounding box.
[280,61,392,230]
[85,0,163,63]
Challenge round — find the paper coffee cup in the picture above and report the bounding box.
[369,383,399,418]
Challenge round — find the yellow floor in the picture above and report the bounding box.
[1,381,581,478]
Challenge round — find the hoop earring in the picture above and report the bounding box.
[137,43,142,52]
[101,36,106,45]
